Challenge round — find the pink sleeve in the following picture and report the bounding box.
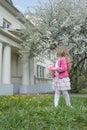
[57,58,68,73]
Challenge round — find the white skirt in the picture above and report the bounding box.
[52,77,71,91]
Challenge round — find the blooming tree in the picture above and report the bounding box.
[19,0,87,92]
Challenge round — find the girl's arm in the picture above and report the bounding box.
[49,63,56,72]
[57,58,68,73]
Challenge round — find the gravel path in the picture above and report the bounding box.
[70,93,87,97]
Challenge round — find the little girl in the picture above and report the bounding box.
[48,46,73,108]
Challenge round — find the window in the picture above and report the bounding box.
[3,19,11,29]
[37,65,45,78]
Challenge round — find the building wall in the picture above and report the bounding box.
[0,5,24,29]
[34,58,52,84]
[0,2,24,83]
[0,1,52,95]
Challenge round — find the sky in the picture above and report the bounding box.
[12,0,47,14]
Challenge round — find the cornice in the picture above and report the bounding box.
[0,0,26,23]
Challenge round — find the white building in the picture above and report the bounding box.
[0,0,52,95]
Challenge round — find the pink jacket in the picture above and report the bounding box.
[52,57,69,79]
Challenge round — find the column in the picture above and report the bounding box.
[22,57,29,85]
[29,58,34,85]
[0,43,3,83]
[2,46,11,84]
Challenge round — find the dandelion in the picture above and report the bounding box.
[9,96,19,100]
[33,96,36,99]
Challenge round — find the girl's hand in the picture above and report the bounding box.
[51,68,57,72]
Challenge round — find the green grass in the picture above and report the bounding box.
[0,94,87,130]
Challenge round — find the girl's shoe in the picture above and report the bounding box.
[69,105,74,109]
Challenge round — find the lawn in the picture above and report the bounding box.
[0,94,87,130]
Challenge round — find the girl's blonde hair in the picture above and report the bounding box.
[57,46,73,70]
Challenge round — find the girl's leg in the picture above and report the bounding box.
[54,89,60,107]
[62,90,71,106]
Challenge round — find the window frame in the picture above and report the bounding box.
[3,19,11,29]
[37,65,45,78]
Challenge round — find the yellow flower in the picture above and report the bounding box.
[9,96,19,100]
[33,96,36,99]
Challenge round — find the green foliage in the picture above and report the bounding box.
[79,88,87,94]
[0,94,87,130]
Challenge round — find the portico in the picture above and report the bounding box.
[0,21,25,95]
[0,41,30,95]
[0,33,34,95]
